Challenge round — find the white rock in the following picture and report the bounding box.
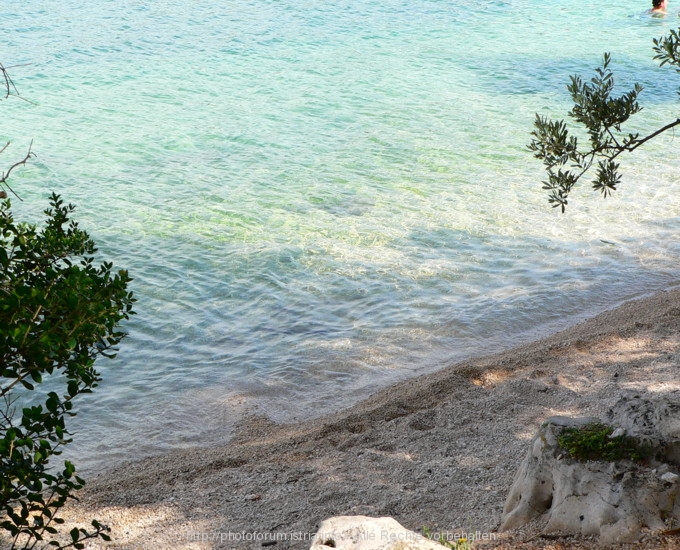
[661,472,679,483]
[500,409,680,544]
[606,392,680,464]
[310,516,443,550]
[609,427,625,438]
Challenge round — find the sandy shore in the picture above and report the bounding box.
[59,286,680,549]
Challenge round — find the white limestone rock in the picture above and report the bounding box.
[661,472,679,484]
[310,516,443,550]
[605,392,680,465]
[500,408,680,544]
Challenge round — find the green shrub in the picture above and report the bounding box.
[558,422,651,463]
[0,194,134,548]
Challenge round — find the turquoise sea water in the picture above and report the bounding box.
[3,1,680,472]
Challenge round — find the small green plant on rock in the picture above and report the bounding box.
[558,422,652,463]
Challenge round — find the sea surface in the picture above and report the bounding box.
[3,0,680,473]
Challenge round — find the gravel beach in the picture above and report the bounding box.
[58,286,680,549]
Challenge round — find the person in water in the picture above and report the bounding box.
[651,0,668,14]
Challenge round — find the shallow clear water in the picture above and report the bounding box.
[3,1,680,472]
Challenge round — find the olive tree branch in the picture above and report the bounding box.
[622,117,680,152]
[530,35,680,212]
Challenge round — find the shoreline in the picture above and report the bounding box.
[63,286,680,549]
[74,280,680,478]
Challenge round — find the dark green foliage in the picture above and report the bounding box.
[558,422,652,463]
[530,30,680,212]
[653,28,680,69]
[0,194,134,548]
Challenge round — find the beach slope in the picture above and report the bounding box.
[63,287,680,549]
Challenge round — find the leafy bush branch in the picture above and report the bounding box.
[0,65,135,549]
[0,194,135,549]
[529,29,680,212]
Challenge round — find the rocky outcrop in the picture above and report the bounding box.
[500,393,680,544]
[606,393,680,465]
[309,516,443,550]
